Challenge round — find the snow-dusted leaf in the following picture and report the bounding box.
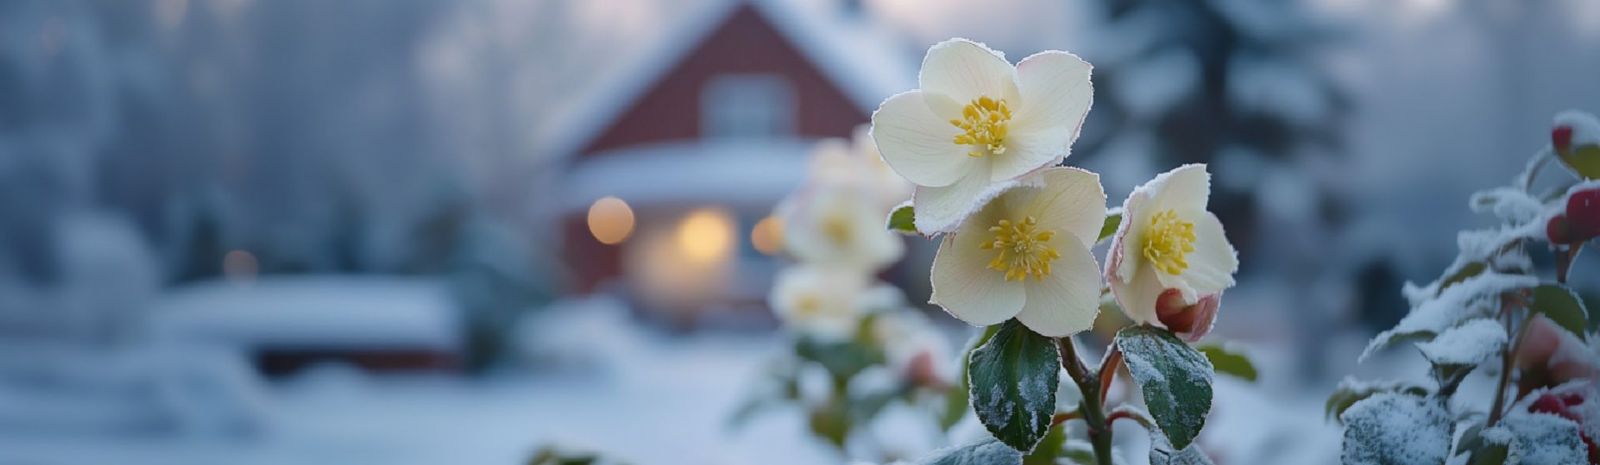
[1325,377,1432,423]
[969,320,1059,452]
[1098,209,1123,244]
[1416,318,1506,367]
[1116,325,1213,450]
[1340,393,1453,465]
[918,438,1024,465]
[1363,273,1538,362]
[888,202,917,235]
[1437,262,1487,296]
[1197,344,1257,382]
[1150,433,1216,465]
[1492,410,1589,465]
[1470,187,1546,224]
[1529,284,1589,342]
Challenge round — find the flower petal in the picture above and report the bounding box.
[919,38,1019,106]
[1111,262,1166,326]
[872,90,973,187]
[1010,51,1094,138]
[930,212,1026,327]
[1149,164,1212,214]
[912,160,1018,234]
[1178,210,1238,296]
[1013,167,1106,248]
[1015,241,1101,337]
[990,51,1094,181]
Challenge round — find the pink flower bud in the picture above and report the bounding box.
[1155,289,1221,342]
[903,350,945,390]
[1518,315,1600,393]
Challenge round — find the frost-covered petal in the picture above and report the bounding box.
[1154,210,1237,301]
[918,38,1019,107]
[872,90,974,187]
[1014,240,1101,337]
[988,51,1094,185]
[1148,164,1212,214]
[912,160,1019,234]
[1012,167,1106,248]
[1112,261,1166,326]
[930,208,1026,326]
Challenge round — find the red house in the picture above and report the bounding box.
[541,0,913,323]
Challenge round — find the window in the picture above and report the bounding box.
[701,74,795,139]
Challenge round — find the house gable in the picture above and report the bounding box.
[579,3,869,156]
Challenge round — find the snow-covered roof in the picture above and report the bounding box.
[142,276,463,351]
[560,139,813,212]
[536,0,915,163]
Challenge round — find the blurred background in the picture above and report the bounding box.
[1,0,1598,463]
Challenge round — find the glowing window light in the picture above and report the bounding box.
[677,208,735,263]
[223,249,258,282]
[587,196,635,245]
[751,215,784,256]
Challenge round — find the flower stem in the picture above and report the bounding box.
[1488,307,1535,426]
[1057,337,1113,465]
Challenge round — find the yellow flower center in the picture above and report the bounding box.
[950,96,1013,158]
[981,215,1060,281]
[1142,209,1196,275]
[794,294,822,317]
[821,214,853,247]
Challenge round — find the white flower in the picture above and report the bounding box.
[778,181,905,272]
[872,38,1093,234]
[1104,164,1238,331]
[769,265,868,341]
[809,125,914,211]
[929,167,1106,337]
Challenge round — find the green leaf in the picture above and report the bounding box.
[796,336,885,381]
[1097,210,1123,244]
[1324,379,1430,423]
[887,203,917,234]
[1530,284,1589,341]
[969,320,1060,452]
[1115,325,1213,450]
[1150,433,1216,465]
[942,325,1003,431]
[1197,344,1257,382]
[918,439,1023,465]
[1437,261,1487,295]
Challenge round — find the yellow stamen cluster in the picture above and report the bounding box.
[794,294,822,317]
[821,214,853,247]
[981,216,1060,281]
[950,96,1012,158]
[1142,209,1196,275]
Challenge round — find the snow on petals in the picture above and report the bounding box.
[1104,164,1238,334]
[930,167,1105,337]
[872,38,1093,234]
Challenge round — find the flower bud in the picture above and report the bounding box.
[903,350,946,390]
[1517,315,1600,394]
[1154,289,1221,342]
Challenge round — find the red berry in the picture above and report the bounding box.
[1555,125,1575,152]
[1550,214,1573,245]
[1570,189,1600,239]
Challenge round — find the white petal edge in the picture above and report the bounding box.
[1110,261,1166,326]
[1010,50,1094,139]
[930,210,1026,327]
[912,160,1024,234]
[1015,240,1101,337]
[918,38,1020,109]
[872,90,973,187]
[1170,210,1237,299]
[1014,167,1106,249]
[1148,164,1212,214]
